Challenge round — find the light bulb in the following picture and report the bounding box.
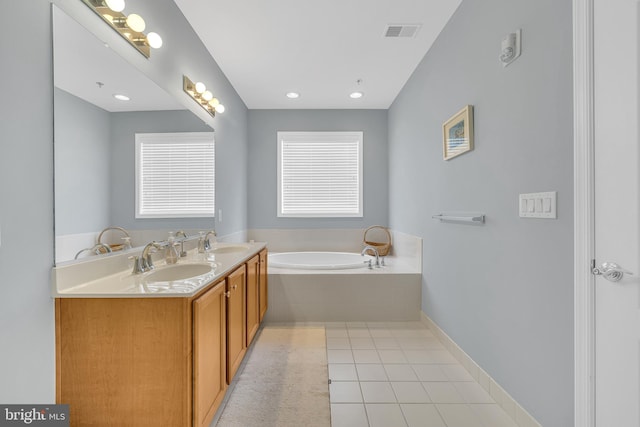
[126,13,145,32]
[208,97,220,107]
[286,92,300,99]
[202,91,213,101]
[194,82,206,94]
[104,0,125,12]
[349,91,364,99]
[113,93,130,101]
[214,104,225,114]
[146,32,163,49]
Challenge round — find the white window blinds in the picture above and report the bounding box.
[135,132,215,218]
[278,131,363,217]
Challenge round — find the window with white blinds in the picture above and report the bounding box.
[135,132,215,218]
[277,131,363,217]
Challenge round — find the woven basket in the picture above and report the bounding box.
[363,225,392,256]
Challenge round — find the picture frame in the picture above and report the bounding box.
[442,105,474,160]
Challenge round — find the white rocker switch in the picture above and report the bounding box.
[519,192,557,219]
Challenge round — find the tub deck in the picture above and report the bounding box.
[265,256,421,322]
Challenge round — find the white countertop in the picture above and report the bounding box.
[52,242,267,298]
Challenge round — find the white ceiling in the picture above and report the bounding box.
[174,0,462,109]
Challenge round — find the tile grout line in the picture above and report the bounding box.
[328,321,525,427]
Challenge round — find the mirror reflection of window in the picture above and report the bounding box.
[135,132,215,219]
[52,6,212,264]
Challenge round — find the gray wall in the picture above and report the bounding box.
[248,110,388,229]
[388,1,573,426]
[0,0,248,403]
[54,88,111,235]
[0,0,55,403]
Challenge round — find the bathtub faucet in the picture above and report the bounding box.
[361,245,380,268]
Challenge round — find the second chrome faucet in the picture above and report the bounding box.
[361,245,381,269]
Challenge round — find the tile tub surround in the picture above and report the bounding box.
[248,228,422,269]
[253,228,422,322]
[265,270,421,322]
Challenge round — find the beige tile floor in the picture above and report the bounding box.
[215,321,519,427]
[326,321,518,427]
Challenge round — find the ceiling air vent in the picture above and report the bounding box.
[384,24,421,38]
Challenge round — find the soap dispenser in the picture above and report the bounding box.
[122,236,132,251]
[166,232,179,264]
[198,231,206,254]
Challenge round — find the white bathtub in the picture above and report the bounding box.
[265,250,422,322]
[269,251,372,270]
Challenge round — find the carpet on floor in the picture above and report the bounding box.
[216,326,330,427]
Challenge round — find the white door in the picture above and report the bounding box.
[594,0,640,424]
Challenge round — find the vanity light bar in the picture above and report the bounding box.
[183,76,225,118]
[81,0,163,58]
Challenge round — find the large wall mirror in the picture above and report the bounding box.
[53,5,214,264]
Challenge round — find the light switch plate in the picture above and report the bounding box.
[519,191,557,218]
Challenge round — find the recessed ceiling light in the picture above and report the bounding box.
[113,94,130,101]
[350,91,364,99]
[286,92,300,99]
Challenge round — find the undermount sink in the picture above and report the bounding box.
[209,245,250,254]
[145,264,212,282]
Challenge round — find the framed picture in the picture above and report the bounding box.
[442,105,474,160]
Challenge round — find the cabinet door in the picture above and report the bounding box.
[226,265,247,384]
[259,249,268,322]
[193,280,227,427]
[246,255,260,346]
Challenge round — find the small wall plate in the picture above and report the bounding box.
[519,191,557,219]
[500,29,522,67]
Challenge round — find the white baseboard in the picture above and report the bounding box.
[420,312,542,427]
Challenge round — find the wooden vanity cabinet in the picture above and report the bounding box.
[56,297,193,426]
[193,279,227,427]
[259,249,268,321]
[56,248,266,426]
[246,254,260,346]
[225,265,247,384]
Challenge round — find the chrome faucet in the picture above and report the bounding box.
[136,241,166,273]
[175,230,188,257]
[361,245,380,268]
[204,230,217,250]
[199,230,217,253]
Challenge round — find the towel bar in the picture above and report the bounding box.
[431,214,485,223]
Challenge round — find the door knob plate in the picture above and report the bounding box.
[592,262,634,282]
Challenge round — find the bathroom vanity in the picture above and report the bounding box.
[53,243,268,427]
